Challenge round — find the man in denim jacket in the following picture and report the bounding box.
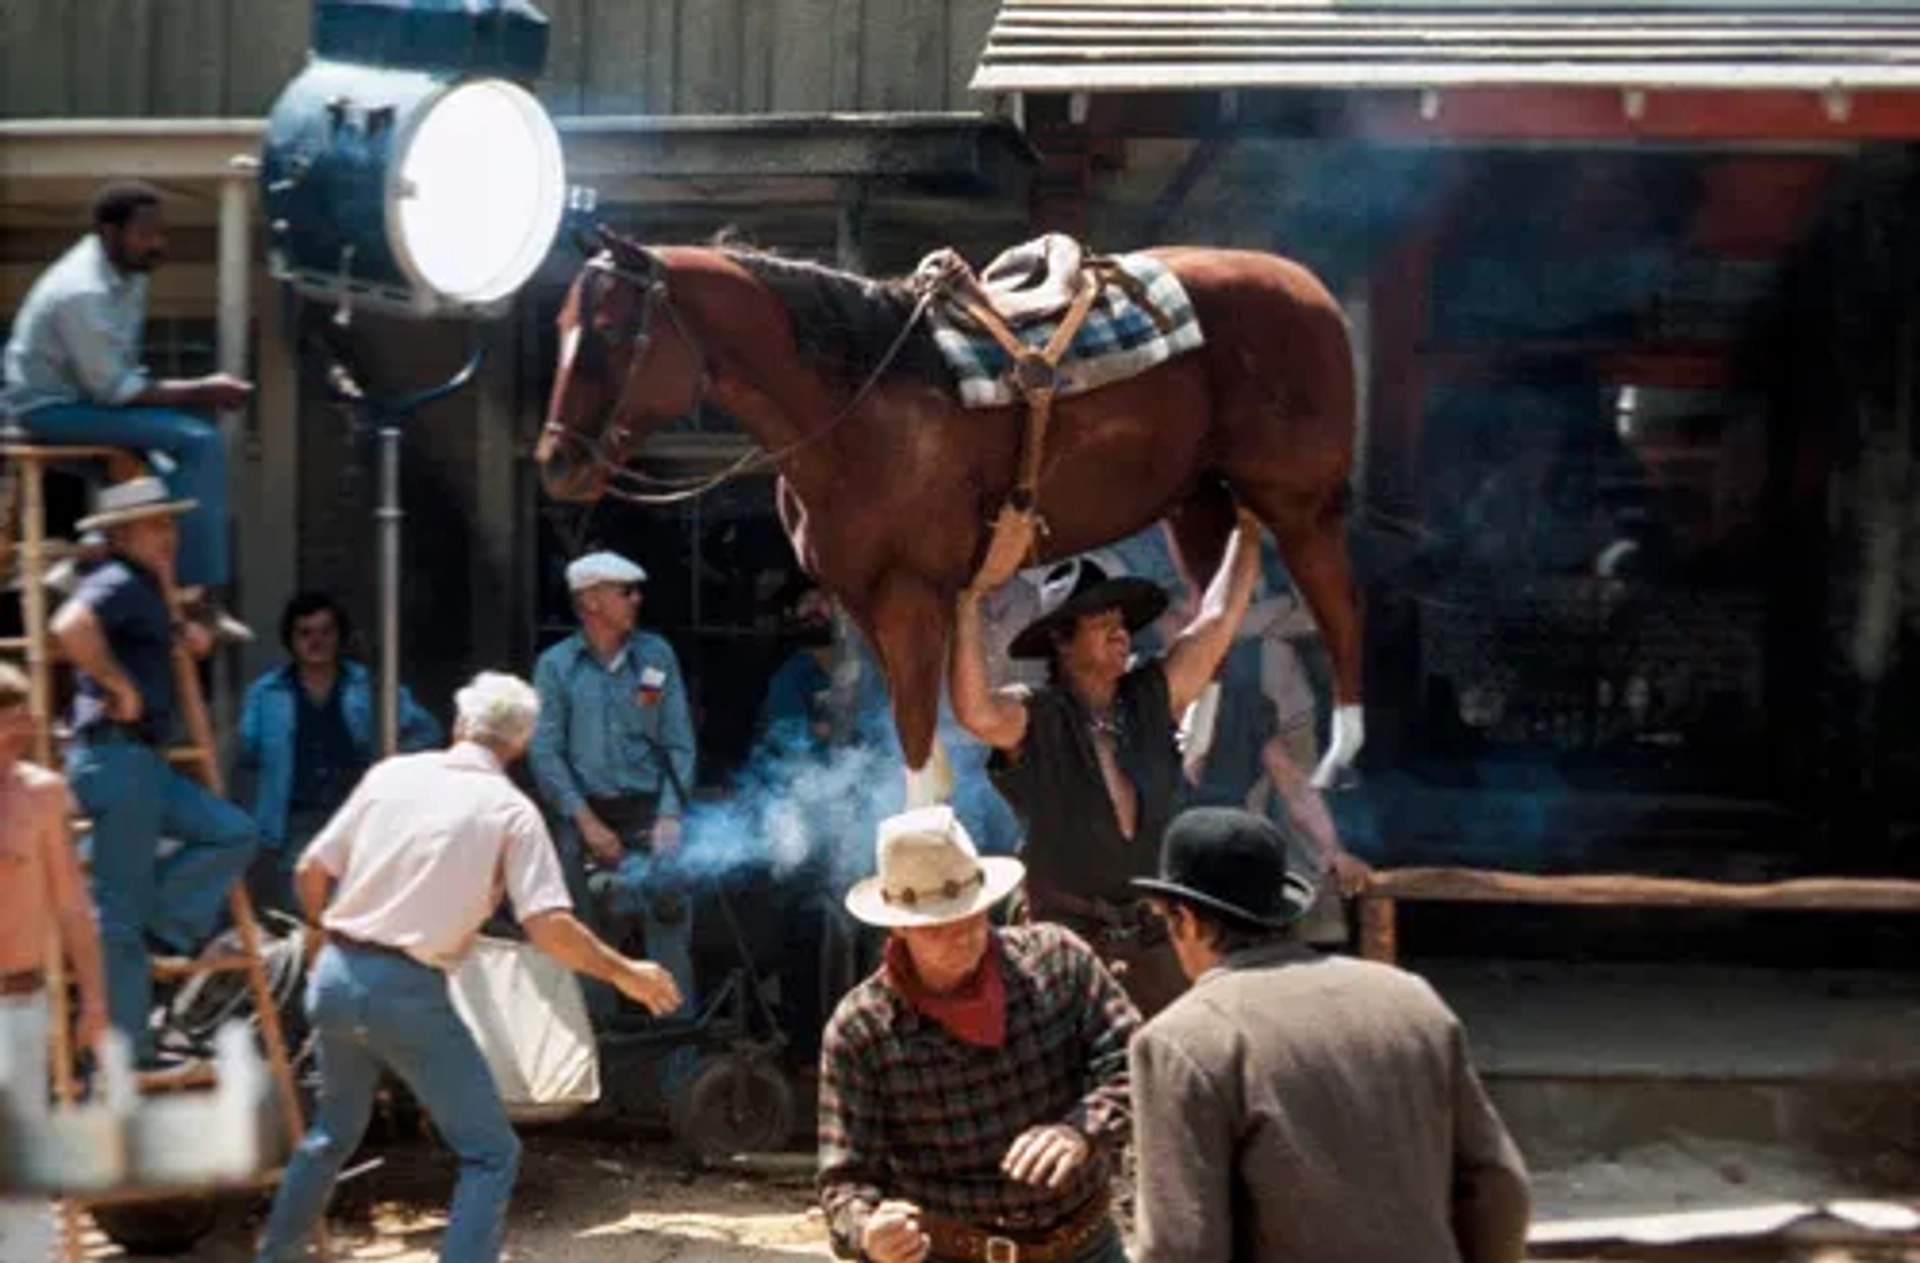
[238,592,441,912]
[530,551,698,1034]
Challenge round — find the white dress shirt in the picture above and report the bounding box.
[304,743,573,971]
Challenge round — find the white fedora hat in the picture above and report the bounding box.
[844,805,1025,929]
[77,476,197,533]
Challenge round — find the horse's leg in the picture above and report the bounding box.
[1161,476,1237,601]
[863,570,951,803]
[1240,482,1364,788]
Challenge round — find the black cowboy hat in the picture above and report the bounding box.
[1008,556,1169,660]
[1131,807,1318,930]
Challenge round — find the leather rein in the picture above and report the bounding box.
[542,250,933,506]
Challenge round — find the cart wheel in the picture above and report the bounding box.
[668,1053,795,1160]
[90,1197,220,1256]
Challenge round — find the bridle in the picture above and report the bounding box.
[542,244,938,506]
[540,250,753,505]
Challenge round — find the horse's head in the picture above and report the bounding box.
[536,227,707,502]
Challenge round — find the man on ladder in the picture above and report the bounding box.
[2,181,252,640]
[49,475,258,1068]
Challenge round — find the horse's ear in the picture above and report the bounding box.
[596,222,649,263]
[569,221,607,260]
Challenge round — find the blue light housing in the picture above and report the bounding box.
[262,0,564,319]
[313,0,550,80]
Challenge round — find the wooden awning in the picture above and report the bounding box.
[973,2,1920,93]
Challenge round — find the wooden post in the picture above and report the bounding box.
[21,455,52,769]
[1357,895,1397,964]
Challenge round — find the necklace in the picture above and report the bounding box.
[1088,711,1121,739]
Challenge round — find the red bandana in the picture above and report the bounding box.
[884,933,1008,1048]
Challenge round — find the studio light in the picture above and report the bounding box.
[260,0,565,319]
[259,0,567,755]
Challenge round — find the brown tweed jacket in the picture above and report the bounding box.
[1130,942,1531,1263]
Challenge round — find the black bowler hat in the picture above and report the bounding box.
[1131,807,1318,930]
[1008,556,1168,660]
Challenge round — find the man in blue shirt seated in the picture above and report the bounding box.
[49,477,258,1066]
[5,181,254,638]
[531,551,698,1029]
[237,591,442,914]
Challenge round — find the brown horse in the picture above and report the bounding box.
[536,232,1366,785]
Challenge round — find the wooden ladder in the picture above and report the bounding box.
[1,438,322,1261]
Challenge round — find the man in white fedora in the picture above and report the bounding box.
[50,476,259,1066]
[818,805,1138,1263]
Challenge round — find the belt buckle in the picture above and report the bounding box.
[983,1236,1019,1263]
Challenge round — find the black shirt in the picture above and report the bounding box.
[988,661,1183,904]
[70,556,174,745]
[290,682,366,814]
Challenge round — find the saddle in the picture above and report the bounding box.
[960,234,1096,324]
[914,234,1177,557]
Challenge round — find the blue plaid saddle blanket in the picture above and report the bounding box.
[921,235,1206,409]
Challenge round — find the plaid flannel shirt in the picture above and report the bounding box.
[817,922,1140,1258]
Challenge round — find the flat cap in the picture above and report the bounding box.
[565,551,647,592]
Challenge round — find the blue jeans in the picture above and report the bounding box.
[19,402,230,588]
[67,737,258,1063]
[554,822,699,1095]
[553,822,696,1008]
[257,943,522,1263]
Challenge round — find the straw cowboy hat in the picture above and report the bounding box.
[1008,555,1168,660]
[1131,806,1319,930]
[77,476,197,533]
[844,805,1026,929]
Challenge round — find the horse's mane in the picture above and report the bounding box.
[719,248,951,396]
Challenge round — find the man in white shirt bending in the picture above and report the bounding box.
[253,672,681,1263]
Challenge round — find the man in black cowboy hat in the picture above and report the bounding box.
[1128,806,1531,1263]
[950,509,1262,1016]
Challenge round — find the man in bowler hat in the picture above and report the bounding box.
[1128,806,1531,1263]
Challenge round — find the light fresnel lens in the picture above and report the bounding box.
[390,77,565,306]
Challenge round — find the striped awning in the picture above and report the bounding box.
[971,2,1920,94]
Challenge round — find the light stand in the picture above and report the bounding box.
[261,1,567,755]
[307,311,484,755]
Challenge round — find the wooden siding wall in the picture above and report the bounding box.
[1,0,1002,119]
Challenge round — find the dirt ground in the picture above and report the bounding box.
[80,1131,834,1262]
[72,1131,1919,1263]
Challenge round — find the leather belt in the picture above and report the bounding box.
[80,720,159,749]
[325,930,417,963]
[0,968,46,997]
[920,1193,1110,1263]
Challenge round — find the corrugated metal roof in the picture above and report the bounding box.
[971,2,1920,93]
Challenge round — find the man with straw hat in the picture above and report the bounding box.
[818,805,1138,1263]
[50,476,259,1066]
[1128,806,1530,1263]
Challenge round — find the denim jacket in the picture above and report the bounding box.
[237,660,442,849]
[530,630,697,820]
